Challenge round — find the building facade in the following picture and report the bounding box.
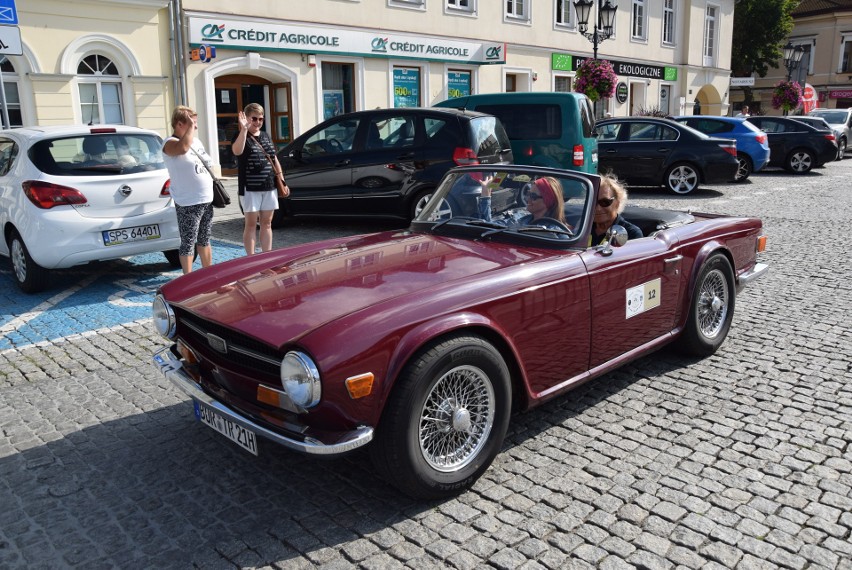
[10,0,736,173]
[742,0,852,115]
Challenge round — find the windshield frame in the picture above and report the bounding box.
[411,165,598,249]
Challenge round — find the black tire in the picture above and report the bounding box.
[8,229,51,294]
[837,138,847,161]
[370,334,512,499]
[675,253,735,356]
[734,154,753,182]
[785,148,814,173]
[664,163,700,194]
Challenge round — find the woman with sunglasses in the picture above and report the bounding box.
[590,173,643,246]
[231,103,289,255]
[477,176,570,234]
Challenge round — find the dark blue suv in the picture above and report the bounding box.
[672,116,770,182]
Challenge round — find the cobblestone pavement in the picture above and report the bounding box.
[1,162,850,569]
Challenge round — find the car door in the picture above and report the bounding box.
[349,112,419,216]
[748,118,788,165]
[580,234,683,369]
[281,117,361,215]
[619,121,679,184]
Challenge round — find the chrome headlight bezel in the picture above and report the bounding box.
[280,351,321,409]
[152,294,176,339]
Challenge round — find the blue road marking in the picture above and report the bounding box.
[0,240,245,351]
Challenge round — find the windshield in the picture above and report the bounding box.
[30,133,166,176]
[414,166,593,246]
[810,111,847,124]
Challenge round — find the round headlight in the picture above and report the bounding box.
[152,295,176,339]
[280,351,321,408]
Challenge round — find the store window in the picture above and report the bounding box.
[447,70,472,99]
[555,76,572,92]
[77,54,123,125]
[662,0,676,46]
[322,62,356,120]
[632,0,646,41]
[0,57,22,128]
[393,67,421,107]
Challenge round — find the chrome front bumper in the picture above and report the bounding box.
[152,347,373,456]
[737,262,769,291]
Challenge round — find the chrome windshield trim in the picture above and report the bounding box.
[152,348,373,456]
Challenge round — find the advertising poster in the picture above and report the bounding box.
[323,90,344,120]
[393,68,420,108]
[447,71,471,99]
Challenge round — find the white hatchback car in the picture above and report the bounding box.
[0,125,181,293]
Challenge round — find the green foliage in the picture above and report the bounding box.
[731,0,798,78]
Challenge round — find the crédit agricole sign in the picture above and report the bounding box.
[188,16,506,65]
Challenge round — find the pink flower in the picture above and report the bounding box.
[771,81,803,113]
[574,59,618,102]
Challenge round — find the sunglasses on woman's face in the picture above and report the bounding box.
[527,192,544,201]
[597,196,616,207]
[249,116,264,122]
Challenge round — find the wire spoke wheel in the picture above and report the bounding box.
[696,268,729,339]
[419,365,495,472]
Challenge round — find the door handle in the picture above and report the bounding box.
[334,159,351,167]
[606,149,617,153]
[664,255,682,274]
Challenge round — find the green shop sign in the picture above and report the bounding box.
[554,53,678,82]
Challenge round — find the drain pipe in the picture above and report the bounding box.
[168,0,188,105]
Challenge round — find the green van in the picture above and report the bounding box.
[435,92,598,173]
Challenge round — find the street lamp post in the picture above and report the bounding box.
[574,0,618,115]
[782,42,805,116]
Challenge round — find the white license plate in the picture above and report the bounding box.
[194,401,259,456]
[102,224,161,246]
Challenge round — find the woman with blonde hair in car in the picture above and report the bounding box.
[590,173,643,246]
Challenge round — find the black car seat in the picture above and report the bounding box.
[82,137,108,163]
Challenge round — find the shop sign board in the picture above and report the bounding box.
[730,77,754,86]
[188,16,506,65]
[829,90,852,99]
[569,55,677,81]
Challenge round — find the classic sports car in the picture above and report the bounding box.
[152,165,767,499]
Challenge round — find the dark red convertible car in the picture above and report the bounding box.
[152,165,767,498]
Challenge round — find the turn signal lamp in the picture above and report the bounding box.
[757,235,767,253]
[22,181,87,209]
[452,147,480,166]
[346,373,374,399]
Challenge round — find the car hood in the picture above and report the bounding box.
[164,231,559,346]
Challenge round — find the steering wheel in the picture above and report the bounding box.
[533,217,574,235]
[327,138,344,153]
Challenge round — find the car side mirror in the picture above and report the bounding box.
[600,224,628,256]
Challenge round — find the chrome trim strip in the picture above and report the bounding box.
[152,347,373,456]
[737,262,768,289]
[182,320,282,366]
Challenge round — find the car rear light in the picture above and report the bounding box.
[755,133,767,144]
[573,144,584,167]
[524,146,534,157]
[824,133,836,142]
[22,180,88,209]
[453,147,480,166]
[89,127,117,134]
[161,179,172,197]
[719,143,737,157]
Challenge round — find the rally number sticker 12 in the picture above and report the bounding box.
[625,278,661,319]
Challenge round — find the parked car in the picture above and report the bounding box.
[745,116,837,174]
[594,117,738,194]
[807,107,852,158]
[274,108,513,225]
[0,125,179,293]
[791,116,842,161]
[151,163,768,499]
[434,91,598,174]
[671,116,770,181]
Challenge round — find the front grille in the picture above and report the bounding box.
[174,307,281,377]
